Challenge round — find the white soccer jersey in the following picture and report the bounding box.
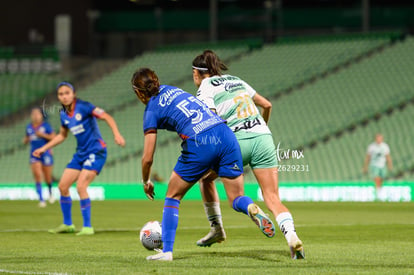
[367,142,390,168]
[196,74,271,138]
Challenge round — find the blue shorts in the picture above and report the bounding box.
[66,149,107,174]
[174,123,243,183]
[30,151,53,166]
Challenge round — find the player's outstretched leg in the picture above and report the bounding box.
[233,196,276,238]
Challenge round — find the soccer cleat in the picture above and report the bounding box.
[38,201,47,208]
[48,196,56,204]
[76,227,95,236]
[247,204,276,238]
[48,224,76,234]
[289,235,305,260]
[196,227,226,247]
[146,251,173,261]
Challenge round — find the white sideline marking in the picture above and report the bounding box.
[0,223,412,233]
[0,269,68,275]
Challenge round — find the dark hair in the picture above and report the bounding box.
[131,68,160,98]
[31,107,46,120]
[192,50,228,76]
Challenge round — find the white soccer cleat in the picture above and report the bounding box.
[48,196,56,204]
[247,204,275,238]
[196,227,226,247]
[146,251,173,261]
[38,201,47,208]
[289,235,305,260]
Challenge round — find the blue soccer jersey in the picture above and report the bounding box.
[60,99,106,157]
[143,85,224,139]
[26,121,54,154]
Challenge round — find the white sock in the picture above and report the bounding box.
[276,212,297,243]
[377,187,386,201]
[203,202,223,228]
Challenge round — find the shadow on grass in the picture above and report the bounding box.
[178,249,289,262]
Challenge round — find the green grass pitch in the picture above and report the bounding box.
[0,200,413,274]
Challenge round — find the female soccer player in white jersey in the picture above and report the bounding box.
[192,50,304,259]
[131,68,275,261]
[24,107,56,207]
[33,82,125,235]
[363,133,393,200]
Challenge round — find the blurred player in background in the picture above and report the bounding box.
[23,107,56,207]
[132,68,275,261]
[33,82,125,235]
[192,50,304,259]
[363,133,393,201]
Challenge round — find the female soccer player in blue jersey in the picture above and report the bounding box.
[192,50,304,259]
[24,107,56,207]
[33,82,125,235]
[131,68,275,261]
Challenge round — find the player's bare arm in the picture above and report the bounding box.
[142,132,157,200]
[97,110,126,147]
[32,126,68,157]
[35,131,56,141]
[363,154,371,173]
[386,154,393,171]
[253,93,272,124]
[23,136,29,144]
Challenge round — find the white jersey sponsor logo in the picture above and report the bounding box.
[70,124,85,135]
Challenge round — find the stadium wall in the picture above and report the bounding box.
[1,182,412,202]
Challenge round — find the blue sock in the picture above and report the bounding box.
[60,196,72,225]
[35,183,43,201]
[80,198,92,227]
[47,182,52,195]
[162,197,180,253]
[232,196,254,215]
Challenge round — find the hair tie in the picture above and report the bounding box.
[56,81,75,91]
[192,65,209,71]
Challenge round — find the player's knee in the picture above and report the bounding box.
[165,190,184,201]
[33,171,42,182]
[58,184,69,195]
[76,183,87,194]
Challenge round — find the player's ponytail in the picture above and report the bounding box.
[131,68,160,98]
[192,50,228,76]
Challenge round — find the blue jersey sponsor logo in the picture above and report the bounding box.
[60,99,106,156]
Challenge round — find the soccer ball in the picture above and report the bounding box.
[139,221,163,250]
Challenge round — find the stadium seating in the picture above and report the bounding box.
[1,35,413,184]
[266,37,414,149]
[279,103,414,182]
[225,35,390,98]
[0,74,61,118]
[0,44,251,182]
